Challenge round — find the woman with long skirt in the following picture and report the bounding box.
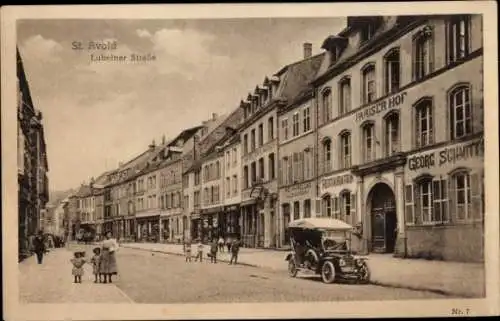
[100,231,119,283]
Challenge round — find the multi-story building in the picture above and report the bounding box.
[277,45,324,247]
[312,15,483,262]
[239,45,324,248]
[17,48,50,260]
[77,184,95,236]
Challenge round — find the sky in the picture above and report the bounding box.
[17,18,345,192]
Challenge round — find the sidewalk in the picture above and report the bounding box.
[19,247,133,303]
[121,242,485,298]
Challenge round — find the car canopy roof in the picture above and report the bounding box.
[288,218,353,231]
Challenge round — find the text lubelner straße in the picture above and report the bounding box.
[71,40,156,63]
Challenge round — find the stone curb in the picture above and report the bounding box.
[122,244,476,298]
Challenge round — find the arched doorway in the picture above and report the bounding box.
[369,183,397,253]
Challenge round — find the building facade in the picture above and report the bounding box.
[199,151,224,242]
[221,135,242,239]
[313,15,483,261]
[17,48,50,260]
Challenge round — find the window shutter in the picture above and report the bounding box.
[288,157,293,184]
[350,192,357,223]
[470,172,482,221]
[279,159,283,185]
[441,179,448,222]
[448,178,456,222]
[404,184,414,225]
[333,196,340,219]
[315,198,322,216]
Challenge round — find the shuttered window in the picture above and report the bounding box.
[350,192,357,225]
[404,184,415,225]
[332,195,340,219]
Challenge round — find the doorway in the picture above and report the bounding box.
[369,183,397,253]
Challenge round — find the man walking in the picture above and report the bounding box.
[229,237,240,265]
[33,231,46,264]
[209,239,218,263]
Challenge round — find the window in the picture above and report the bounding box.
[250,129,256,151]
[216,161,221,179]
[304,199,311,218]
[293,201,300,220]
[243,134,248,154]
[194,170,200,185]
[258,123,264,146]
[268,153,275,180]
[449,85,472,139]
[292,112,300,137]
[322,138,332,173]
[233,175,238,195]
[339,191,351,223]
[232,147,237,165]
[452,172,471,221]
[413,27,434,80]
[322,88,332,123]
[281,157,289,185]
[243,166,249,189]
[226,177,231,197]
[339,131,351,168]
[226,151,230,169]
[339,77,351,115]
[281,118,289,140]
[360,23,376,43]
[268,117,274,140]
[322,195,332,217]
[420,179,433,223]
[258,158,265,180]
[384,48,400,94]
[432,179,448,223]
[362,64,376,104]
[251,162,257,185]
[384,113,400,156]
[304,149,312,180]
[303,107,311,132]
[448,15,470,63]
[414,98,434,148]
[184,196,189,209]
[362,123,375,162]
[194,191,200,208]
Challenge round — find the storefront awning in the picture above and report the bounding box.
[240,199,257,207]
[224,204,240,212]
[200,206,222,215]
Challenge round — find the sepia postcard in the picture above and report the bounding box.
[1,2,499,320]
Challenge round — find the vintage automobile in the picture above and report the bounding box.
[285,218,370,284]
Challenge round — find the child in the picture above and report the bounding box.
[90,247,102,283]
[185,240,192,262]
[194,239,203,263]
[70,251,86,283]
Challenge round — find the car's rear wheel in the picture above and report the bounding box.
[321,261,336,284]
[288,259,298,277]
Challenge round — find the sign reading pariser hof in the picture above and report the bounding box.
[407,138,484,172]
[355,92,407,122]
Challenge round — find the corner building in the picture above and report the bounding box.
[313,15,483,262]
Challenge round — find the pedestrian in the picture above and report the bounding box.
[33,231,46,264]
[209,239,218,263]
[225,236,232,253]
[218,236,225,253]
[185,240,192,263]
[229,237,240,265]
[90,247,103,283]
[194,239,203,263]
[100,231,119,283]
[70,251,86,283]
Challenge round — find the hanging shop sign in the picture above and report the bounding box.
[355,92,408,122]
[408,138,484,171]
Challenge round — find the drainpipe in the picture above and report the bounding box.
[314,88,320,216]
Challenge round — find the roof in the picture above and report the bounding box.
[169,125,204,147]
[75,184,92,198]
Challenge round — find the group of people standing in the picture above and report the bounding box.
[184,236,241,264]
[70,231,119,284]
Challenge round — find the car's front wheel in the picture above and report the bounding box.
[321,261,336,284]
[358,262,371,284]
[288,259,298,277]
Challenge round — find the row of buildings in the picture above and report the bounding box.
[17,48,50,260]
[68,14,484,262]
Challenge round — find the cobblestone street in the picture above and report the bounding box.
[19,244,453,304]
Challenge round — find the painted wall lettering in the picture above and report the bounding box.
[408,139,484,171]
[355,92,407,122]
[322,173,354,189]
[284,182,312,198]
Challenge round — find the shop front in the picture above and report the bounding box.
[200,206,222,243]
[222,204,241,239]
[403,136,484,262]
[136,214,160,242]
[190,211,201,241]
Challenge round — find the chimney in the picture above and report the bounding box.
[149,139,156,150]
[212,113,218,121]
[162,135,166,145]
[303,42,312,59]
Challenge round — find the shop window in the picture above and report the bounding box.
[414,97,434,148]
[413,26,434,80]
[322,195,332,217]
[447,15,471,63]
[303,106,311,132]
[384,48,400,94]
[322,88,332,124]
[322,138,332,173]
[304,199,311,218]
[361,122,375,163]
[293,201,300,220]
[338,77,351,115]
[339,131,351,169]
[450,171,482,221]
[449,84,473,139]
[384,112,400,156]
[362,64,376,104]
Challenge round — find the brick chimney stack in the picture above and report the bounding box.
[303,42,312,59]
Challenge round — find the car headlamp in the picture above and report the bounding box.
[339,258,346,267]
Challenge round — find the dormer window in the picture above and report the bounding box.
[360,23,375,43]
[330,47,338,65]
